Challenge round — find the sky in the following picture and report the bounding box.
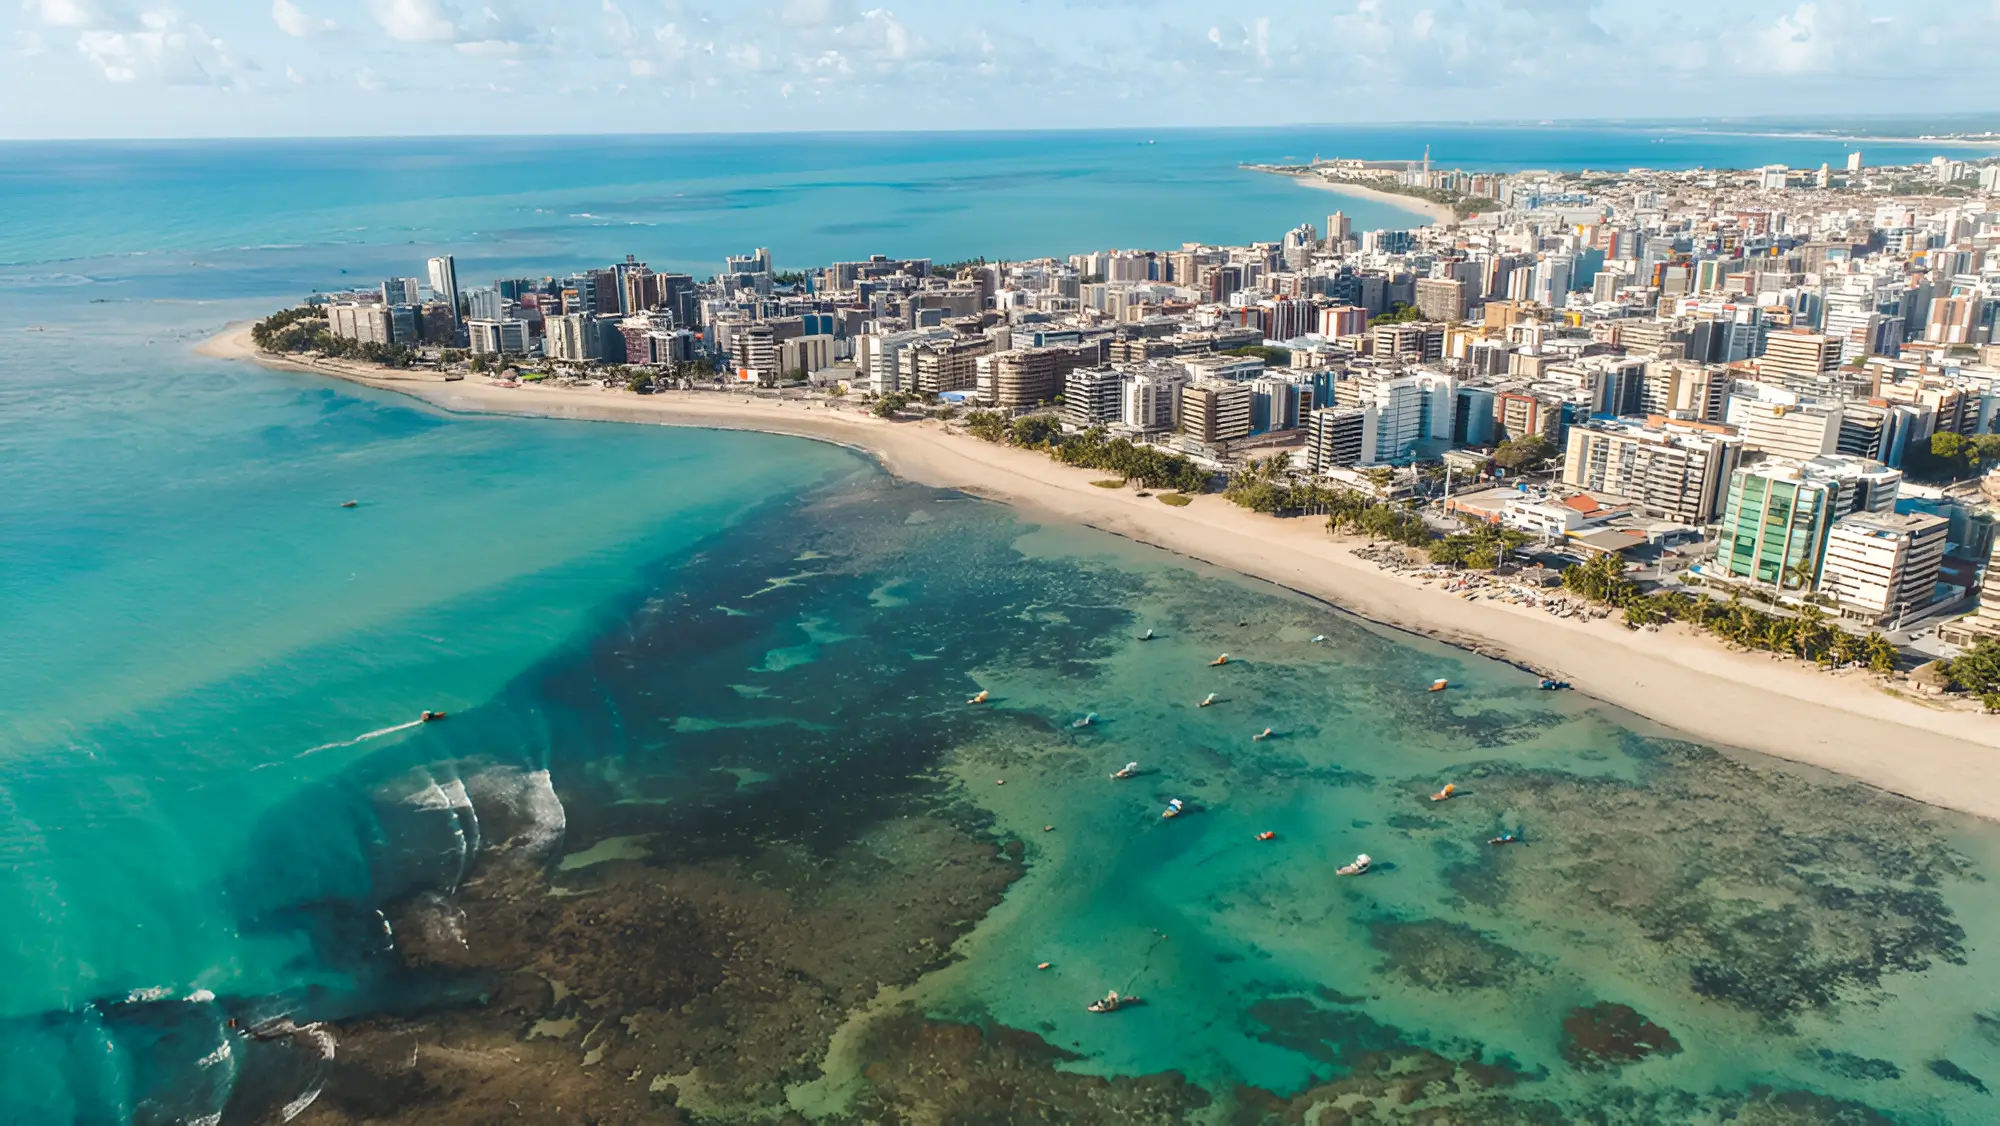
[3,0,1997,139]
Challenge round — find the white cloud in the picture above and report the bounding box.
[371,0,456,42]
[455,38,521,56]
[271,0,336,37]
[25,0,100,28]
[75,10,237,86]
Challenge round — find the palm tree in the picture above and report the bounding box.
[1784,558,1817,594]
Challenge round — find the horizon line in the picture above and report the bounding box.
[5,113,2000,146]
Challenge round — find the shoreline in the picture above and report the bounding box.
[200,322,2000,823]
[1251,169,1458,226]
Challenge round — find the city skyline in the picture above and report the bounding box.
[6,0,2000,139]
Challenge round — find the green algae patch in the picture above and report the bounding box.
[1369,918,1536,992]
[1559,1002,1681,1071]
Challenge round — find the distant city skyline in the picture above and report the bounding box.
[5,0,1999,140]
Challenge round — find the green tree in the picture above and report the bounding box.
[1221,345,1293,367]
[964,410,1010,443]
[1493,435,1557,474]
[1942,639,2000,707]
[1009,414,1063,449]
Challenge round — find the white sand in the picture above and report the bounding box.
[200,323,2000,822]
[1271,174,1458,227]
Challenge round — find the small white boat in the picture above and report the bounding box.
[1336,853,1372,876]
[1199,693,1217,708]
[1111,761,1139,780]
[1310,635,1326,644]
[1072,713,1097,729]
[1162,798,1184,820]
[1138,628,1155,641]
[1087,990,1140,1013]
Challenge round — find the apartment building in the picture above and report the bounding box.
[1560,418,1743,524]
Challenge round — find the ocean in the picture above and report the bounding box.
[3,126,1999,1123]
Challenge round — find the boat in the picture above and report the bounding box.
[1139,628,1155,641]
[1310,635,1326,644]
[967,690,989,705]
[1161,798,1184,819]
[1429,678,1449,692]
[339,500,358,509]
[1253,728,1273,741]
[1111,761,1139,780]
[1336,853,1372,876]
[1256,831,1276,842]
[1087,990,1140,1013]
[1538,679,1571,691]
[1489,832,1521,846]
[1199,693,1217,708]
[1072,713,1097,729]
[1210,654,1230,666]
[1430,783,1456,802]
[419,710,447,723]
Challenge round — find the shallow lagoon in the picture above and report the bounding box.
[7,435,1999,1123]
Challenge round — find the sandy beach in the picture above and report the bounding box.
[199,323,2000,822]
[1262,171,1459,227]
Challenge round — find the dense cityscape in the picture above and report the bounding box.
[265,146,2000,695]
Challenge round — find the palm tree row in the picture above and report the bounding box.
[1563,554,1897,671]
[962,419,1214,493]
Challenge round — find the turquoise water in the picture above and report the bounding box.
[5,129,2000,1121]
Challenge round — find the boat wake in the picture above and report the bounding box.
[297,718,426,758]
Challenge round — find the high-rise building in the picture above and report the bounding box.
[1531,254,1574,308]
[1560,418,1744,524]
[1819,512,1948,623]
[725,248,772,276]
[1319,305,1369,338]
[855,328,952,395]
[1326,212,1351,245]
[1373,323,1444,362]
[1121,364,1187,432]
[426,256,460,322]
[381,277,421,306]
[1180,381,1253,445]
[1715,462,1843,590]
[1495,391,1563,443]
[777,335,833,378]
[1064,368,1125,429]
[1733,401,1840,461]
[901,335,992,397]
[1414,277,1467,323]
[1306,406,1375,471]
[1247,376,1308,432]
[978,347,1057,408]
[1760,329,1842,383]
[327,302,393,346]
[465,287,505,323]
[466,318,530,356]
[546,313,601,362]
[1361,372,1455,464]
[1639,360,1728,422]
